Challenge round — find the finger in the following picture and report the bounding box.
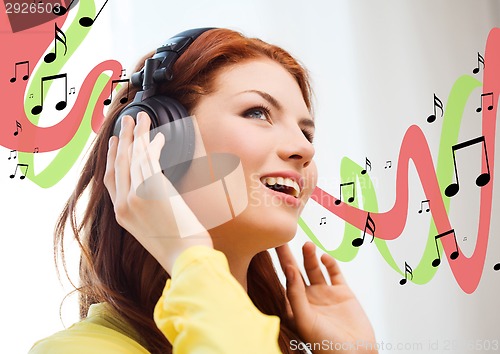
[302,241,327,285]
[114,115,134,205]
[283,265,310,323]
[275,243,306,285]
[130,112,151,192]
[104,136,118,203]
[321,253,347,285]
[139,125,164,182]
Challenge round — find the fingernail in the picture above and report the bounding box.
[138,111,147,123]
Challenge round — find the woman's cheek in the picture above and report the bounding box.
[303,160,318,198]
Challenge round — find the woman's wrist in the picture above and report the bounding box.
[158,231,214,274]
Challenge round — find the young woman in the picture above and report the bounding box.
[30,28,377,353]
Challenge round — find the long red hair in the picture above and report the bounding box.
[55,28,312,353]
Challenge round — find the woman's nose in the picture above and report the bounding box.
[278,126,315,168]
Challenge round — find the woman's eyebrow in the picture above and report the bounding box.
[239,90,283,111]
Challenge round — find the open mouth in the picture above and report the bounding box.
[260,176,301,198]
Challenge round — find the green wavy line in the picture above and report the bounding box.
[19,1,98,188]
[300,74,481,286]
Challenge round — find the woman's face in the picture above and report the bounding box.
[179,58,317,251]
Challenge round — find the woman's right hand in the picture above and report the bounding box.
[104,112,213,274]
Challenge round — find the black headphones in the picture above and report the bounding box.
[112,28,215,183]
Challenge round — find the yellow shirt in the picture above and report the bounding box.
[29,246,282,353]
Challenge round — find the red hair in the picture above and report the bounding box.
[55,28,312,353]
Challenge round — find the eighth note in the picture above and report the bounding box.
[418,199,430,213]
[472,52,485,74]
[399,262,413,285]
[31,74,68,115]
[8,150,17,160]
[385,160,392,169]
[445,136,491,197]
[361,157,371,175]
[335,181,355,205]
[103,79,130,105]
[427,93,444,123]
[432,229,460,267]
[476,92,494,113]
[79,0,109,27]
[14,120,22,136]
[10,61,30,83]
[44,23,67,64]
[69,87,76,95]
[10,163,29,180]
[320,216,326,225]
[352,212,375,247]
[120,68,127,77]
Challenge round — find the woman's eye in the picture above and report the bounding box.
[243,106,270,121]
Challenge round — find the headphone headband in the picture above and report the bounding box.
[131,27,216,87]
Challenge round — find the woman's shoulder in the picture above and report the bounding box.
[29,303,149,354]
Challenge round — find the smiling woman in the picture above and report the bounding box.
[29,28,377,354]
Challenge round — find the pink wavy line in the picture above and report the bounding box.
[3,59,121,152]
[312,28,499,293]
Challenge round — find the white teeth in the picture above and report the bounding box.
[260,176,301,197]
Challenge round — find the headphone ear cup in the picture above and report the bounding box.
[112,96,195,183]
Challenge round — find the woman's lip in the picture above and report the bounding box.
[260,182,301,207]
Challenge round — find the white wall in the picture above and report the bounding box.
[2,1,499,353]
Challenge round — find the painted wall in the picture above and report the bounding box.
[1,1,499,353]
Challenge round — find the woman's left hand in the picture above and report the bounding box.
[276,242,378,354]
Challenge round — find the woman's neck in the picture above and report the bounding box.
[213,241,255,292]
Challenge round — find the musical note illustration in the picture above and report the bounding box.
[427,93,444,123]
[120,68,127,77]
[13,120,22,136]
[320,216,326,225]
[352,212,375,247]
[418,199,430,213]
[69,87,76,95]
[31,73,68,115]
[33,147,39,153]
[8,150,17,160]
[385,160,392,169]
[432,229,460,267]
[476,92,494,113]
[335,181,355,205]
[9,61,30,83]
[9,163,29,180]
[103,79,130,105]
[444,136,491,197]
[494,263,500,271]
[44,23,67,63]
[53,0,77,16]
[361,157,372,175]
[472,52,485,74]
[463,236,467,241]
[79,0,109,27]
[399,262,413,285]
[29,93,34,99]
